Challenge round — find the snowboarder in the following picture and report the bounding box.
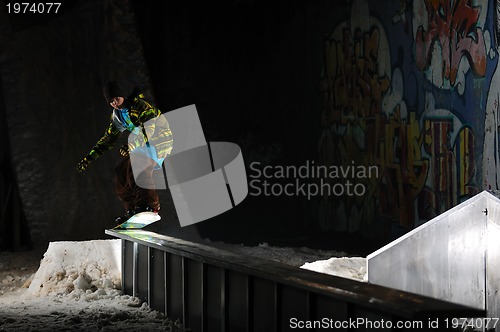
[77,81,173,224]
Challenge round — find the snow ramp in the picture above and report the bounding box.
[367,190,500,330]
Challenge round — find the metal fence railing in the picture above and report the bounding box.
[106,229,485,332]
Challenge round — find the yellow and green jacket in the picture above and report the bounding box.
[88,91,173,165]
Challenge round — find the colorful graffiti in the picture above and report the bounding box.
[413,0,491,94]
[318,0,483,235]
[318,3,392,232]
[413,0,488,91]
[420,114,476,218]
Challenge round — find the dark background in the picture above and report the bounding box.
[0,0,394,255]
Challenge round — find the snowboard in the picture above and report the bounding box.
[113,211,161,230]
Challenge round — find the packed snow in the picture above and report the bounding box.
[27,240,122,298]
[0,240,185,331]
[0,239,366,331]
[208,241,367,281]
[301,256,367,281]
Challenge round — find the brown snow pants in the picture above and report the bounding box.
[115,156,160,212]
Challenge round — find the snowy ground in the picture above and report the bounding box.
[0,239,366,331]
[0,240,185,331]
[209,241,367,281]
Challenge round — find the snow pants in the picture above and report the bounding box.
[115,156,160,212]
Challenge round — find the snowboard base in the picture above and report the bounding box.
[113,211,161,230]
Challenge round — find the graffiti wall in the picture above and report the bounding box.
[318,0,495,237]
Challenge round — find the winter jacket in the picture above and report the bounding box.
[87,91,173,166]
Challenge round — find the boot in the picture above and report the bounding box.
[134,205,160,215]
[115,209,135,224]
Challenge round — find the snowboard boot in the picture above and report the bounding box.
[115,209,135,224]
[134,205,160,215]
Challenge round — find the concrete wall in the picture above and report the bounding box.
[315,0,494,238]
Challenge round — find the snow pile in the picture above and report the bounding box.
[0,240,186,331]
[300,257,367,282]
[27,239,122,299]
[211,240,367,282]
[210,241,350,267]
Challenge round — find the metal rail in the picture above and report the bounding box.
[105,229,484,331]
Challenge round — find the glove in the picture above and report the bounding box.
[119,144,130,157]
[76,157,92,172]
